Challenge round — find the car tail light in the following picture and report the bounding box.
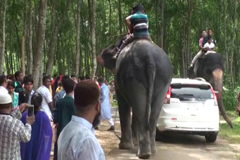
[210,86,218,106]
[164,86,171,104]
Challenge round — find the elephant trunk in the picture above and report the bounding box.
[212,69,233,128]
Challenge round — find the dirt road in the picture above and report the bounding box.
[96,117,239,160]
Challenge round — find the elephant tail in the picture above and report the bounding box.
[145,55,156,129]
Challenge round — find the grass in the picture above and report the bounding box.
[219,111,240,143]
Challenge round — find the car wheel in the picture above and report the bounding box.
[205,132,218,143]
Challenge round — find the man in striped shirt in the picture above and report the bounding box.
[0,93,35,160]
[113,4,152,59]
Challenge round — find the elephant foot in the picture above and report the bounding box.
[133,138,139,146]
[137,146,151,159]
[151,145,156,155]
[137,151,151,159]
[119,141,134,150]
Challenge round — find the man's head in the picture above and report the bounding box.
[15,71,23,83]
[132,4,144,14]
[98,77,105,86]
[42,75,51,88]
[74,80,101,128]
[0,74,8,88]
[208,36,212,43]
[23,76,33,93]
[0,93,13,113]
[62,78,74,94]
[208,29,213,36]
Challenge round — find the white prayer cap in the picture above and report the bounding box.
[0,93,12,104]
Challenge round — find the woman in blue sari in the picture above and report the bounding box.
[20,92,53,160]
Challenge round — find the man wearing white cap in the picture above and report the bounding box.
[0,74,28,118]
[0,93,35,160]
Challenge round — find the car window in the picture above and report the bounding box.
[171,85,213,101]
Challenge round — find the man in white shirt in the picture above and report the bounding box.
[203,36,216,54]
[0,74,8,95]
[36,75,53,120]
[58,80,105,160]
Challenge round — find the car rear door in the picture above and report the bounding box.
[170,83,215,122]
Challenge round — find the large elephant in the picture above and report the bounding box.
[188,52,233,128]
[97,39,172,159]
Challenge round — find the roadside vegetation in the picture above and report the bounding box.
[219,111,240,143]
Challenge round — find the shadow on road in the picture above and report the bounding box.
[156,132,211,145]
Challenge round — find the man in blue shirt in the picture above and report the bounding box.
[57,80,105,160]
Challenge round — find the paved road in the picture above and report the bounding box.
[96,108,239,160]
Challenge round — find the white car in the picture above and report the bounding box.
[156,78,219,142]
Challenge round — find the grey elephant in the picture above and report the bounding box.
[188,52,233,128]
[97,39,173,159]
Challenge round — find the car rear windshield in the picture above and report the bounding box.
[171,84,213,101]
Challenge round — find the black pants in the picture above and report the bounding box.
[118,35,153,51]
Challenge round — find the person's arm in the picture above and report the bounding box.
[45,90,54,111]
[17,119,32,142]
[11,103,28,119]
[125,15,133,34]
[211,43,215,50]
[76,138,105,160]
[53,101,59,124]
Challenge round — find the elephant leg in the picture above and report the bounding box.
[127,79,151,159]
[116,89,134,149]
[149,89,167,155]
[131,112,139,146]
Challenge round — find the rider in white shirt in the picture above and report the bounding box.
[203,36,215,54]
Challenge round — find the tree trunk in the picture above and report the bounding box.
[89,0,97,79]
[230,0,237,90]
[28,0,33,74]
[118,0,122,34]
[32,0,47,90]
[160,0,164,48]
[0,0,8,74]
[75,0,81,78]
[46,0,57,75]
[223,0,228,76]
[186,0,193,64]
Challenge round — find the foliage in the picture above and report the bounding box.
[223,87,239,111]
[1,0,240,85]
[219,111,240,143]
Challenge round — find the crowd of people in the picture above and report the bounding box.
[0,70,116,160]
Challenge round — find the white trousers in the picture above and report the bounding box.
[99,118,114,126]
[191,50,216,65]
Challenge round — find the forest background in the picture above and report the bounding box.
[0,0,239,110]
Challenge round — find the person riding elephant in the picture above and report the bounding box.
[190,36,215,68]
[113,4,152,59]
[188,53,233,128]
[97,26,172,158]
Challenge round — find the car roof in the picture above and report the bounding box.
[171,78,211,86]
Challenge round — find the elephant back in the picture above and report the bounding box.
[203,53,224,73]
